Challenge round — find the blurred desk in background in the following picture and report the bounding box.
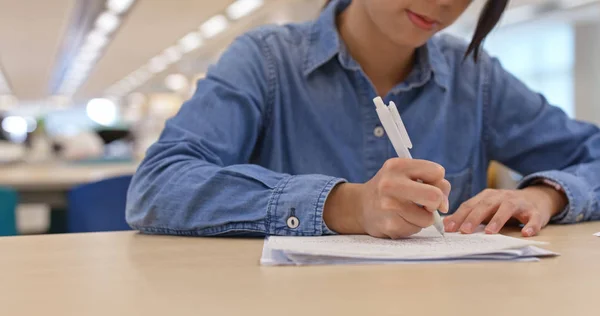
[0,162,138,208]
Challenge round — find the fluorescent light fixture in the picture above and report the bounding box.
[178,32,203,53]
[134,68,151,82]
[165,73,189,91]
[86,98,119,126]
[95,11,121,34]
[76,49,100,64]
[71,62,93,75]
[106,67,151,97]
[226,0,264,20]
[58,2,128,97]
[200,15,229,38]
[107,0,135,14]
[86,30,109,50]
[163,46,183,64]
[148,55,168,73]
[126,75,141,87]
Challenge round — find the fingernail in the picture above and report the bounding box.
[524,228,535,237]
[446,221,456,232]
[461,222,472,233]
[443,199,450,213]
[486,222,498,233]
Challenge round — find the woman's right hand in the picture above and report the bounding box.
[323,158,451,239]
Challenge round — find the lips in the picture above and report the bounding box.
[406,10,439,31]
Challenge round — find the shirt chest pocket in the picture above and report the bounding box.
[446,168,473,213]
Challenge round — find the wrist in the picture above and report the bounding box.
[521,185,568,217]
[323,183,364,234]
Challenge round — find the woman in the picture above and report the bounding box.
[126,0,600,239]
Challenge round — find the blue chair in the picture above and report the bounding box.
[67,175,133,233]
[0,187,18,236]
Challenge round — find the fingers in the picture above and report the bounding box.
[459,195,502,234]
[444,190,488,232]
[383,158,445,184]
[432,179,451,213]
[380,215,422,239]
[434,179,452,198]
[397,202,435,228]
[379,178,448,214]
[403,181,447,213]
[485,200,521,234]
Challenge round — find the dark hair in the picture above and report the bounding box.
[324,0,509,62]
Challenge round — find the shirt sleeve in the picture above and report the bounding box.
[482,53,600,224]
[126,34,345,236]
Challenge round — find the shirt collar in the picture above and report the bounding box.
[303,0,450,91]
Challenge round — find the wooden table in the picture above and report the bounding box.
[0,223,598,316]
[0,163,138,208]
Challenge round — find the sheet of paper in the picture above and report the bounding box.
[264,226,548,261]
[261,246,553,266]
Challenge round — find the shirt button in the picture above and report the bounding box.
[576,213,584,222]
[287,216,300,229]
[374,126,385,138]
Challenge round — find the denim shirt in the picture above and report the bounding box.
[126,0,600,236]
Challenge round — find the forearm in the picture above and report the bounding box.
[126,143,345,236]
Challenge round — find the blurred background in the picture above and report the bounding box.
[0,0,598,235]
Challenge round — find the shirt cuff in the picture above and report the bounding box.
[267,174,346,236]
[518,170,591,224]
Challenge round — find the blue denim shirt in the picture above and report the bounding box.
[126,0,600,236]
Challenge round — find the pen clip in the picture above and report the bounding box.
[388,101,413,149]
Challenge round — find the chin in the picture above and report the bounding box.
[391,34,430,49]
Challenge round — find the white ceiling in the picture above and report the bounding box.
[0,0,76,100]
[0,0,597,108]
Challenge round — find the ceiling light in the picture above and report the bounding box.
[126,75,142,89]
[200,15,229,38]
[86,98,119,126]
[95,11,121,34]
[148,55,168,73]
[178,32,203,53]
[226,0,264,20]
[76,50,100,64]
[107,0,135,14]
[116,80,131,93]
[134,68,151,82]
[163,46,183,64]
[165,73,189,92]
[86,30,109,50]
[1,116,28,135]
[71,62,93,75]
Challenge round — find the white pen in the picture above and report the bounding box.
[373,97,445,237]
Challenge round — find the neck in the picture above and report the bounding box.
[337,2,415,96]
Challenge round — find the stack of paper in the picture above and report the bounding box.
[261,227,558,266]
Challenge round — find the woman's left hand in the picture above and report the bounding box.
[443,186,568,237]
